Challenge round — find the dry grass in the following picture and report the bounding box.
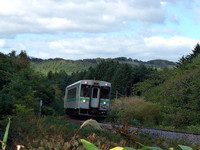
[108,97,162,126]
[80,119,102,130]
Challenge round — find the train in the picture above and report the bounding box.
[64,80,111,117]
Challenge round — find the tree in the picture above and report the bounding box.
[18,50,30,69]
[189,43,200,59]
[176,43,200,68]
[112,64,133,96]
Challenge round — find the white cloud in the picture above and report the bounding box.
[144,36,200,59]
[144,36,198,48]
[0,0,166,37]
[3,35,199,61]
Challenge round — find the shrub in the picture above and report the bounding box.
[108,97,162,126]
[161,106,200,128]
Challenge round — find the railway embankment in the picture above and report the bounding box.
[65,116,200,146]
[99,123,200,146]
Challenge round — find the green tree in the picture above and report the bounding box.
[112,64,133,96]
[176,43,200,68]
[17,50,30,69]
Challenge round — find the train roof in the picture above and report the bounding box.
[66,80,111,88]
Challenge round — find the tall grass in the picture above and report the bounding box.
[108,97,162,126]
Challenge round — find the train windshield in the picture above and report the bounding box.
[81,85,90,97]
[100,87,110,99]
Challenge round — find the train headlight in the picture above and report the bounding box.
[84,81,88,84]
[103,102,106,105]
[82,99,86,103]
[105,83,108,86]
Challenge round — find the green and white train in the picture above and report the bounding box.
[64,80,111,117]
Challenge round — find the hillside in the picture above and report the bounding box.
[30,58,96,75]
[30,57,176,75]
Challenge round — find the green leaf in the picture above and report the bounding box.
[2,118,11,150]
[178,145,193,150]
[123,147,137,150]
[140,146,163,150]
[136,142,163,150]
[80,139,100,150]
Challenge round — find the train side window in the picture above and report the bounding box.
[67,88,76,99]
[81,85,90,97]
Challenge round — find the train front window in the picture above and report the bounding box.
[92,88,98,98]
[81,85,90,97]
[100,87,110,99]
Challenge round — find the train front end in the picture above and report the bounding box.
[79,80,111,117]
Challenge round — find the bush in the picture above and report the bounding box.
[3,114,77,149]
[107,97,162,126]
[161,106,200,128]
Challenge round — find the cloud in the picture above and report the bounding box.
[144,36,200,58]
[3,35,199,61]
[144,36,198,48]
[0,0,167,37]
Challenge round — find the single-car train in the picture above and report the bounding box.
[64,80,111,117]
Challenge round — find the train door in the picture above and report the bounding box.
[90,87,100,108]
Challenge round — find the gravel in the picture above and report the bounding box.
[99,123,200,145]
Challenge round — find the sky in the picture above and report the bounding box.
[0,0,200,61]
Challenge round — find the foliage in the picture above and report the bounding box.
[176,43,200,68]
[31,59,96,75]
[0,118,10,150]
[108,97,162,126]
[0,51,64,117]
[178,145,193,150]
[0,116,197,149]
[134,44,200,128]
[2,115,77,149]
[31,57,176,76]
[80,139,194,150]
[81,139,100,150]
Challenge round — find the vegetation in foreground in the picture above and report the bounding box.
[0,115,197,150]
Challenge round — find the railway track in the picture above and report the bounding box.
[102,123,200,145]
[65,116,200,145]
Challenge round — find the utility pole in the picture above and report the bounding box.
[39,100,43,116]
[116,90,118,99]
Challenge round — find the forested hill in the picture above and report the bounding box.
[30,57,176,75]
[30,58,96,75]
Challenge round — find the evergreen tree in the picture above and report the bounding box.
[18,50,30,69]
[189,43,200,60]
[176,43,200,68]
[112,64,133,96]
